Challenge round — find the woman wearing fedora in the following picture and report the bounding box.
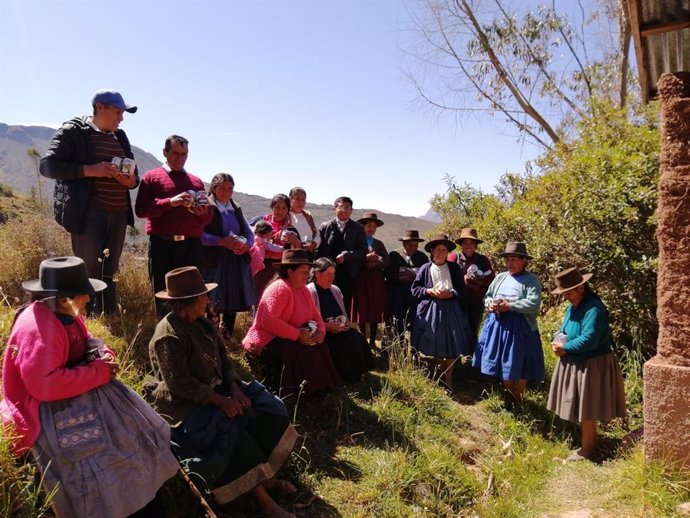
[308,257,374,381]
[547,267,626,461]
[454,228,495,341]
[243,249,341,397]
[473,242,545,404]
[0,257,178,518]
[200,173,257,338]
[351,212,390,349]
[385,230,429,339]
[146,266,298,517]
[411,235,474,389]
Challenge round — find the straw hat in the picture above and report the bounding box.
[551,267,593,294]
[22,256,106,296]
[155,266,217,300]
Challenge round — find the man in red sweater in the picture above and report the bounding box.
[135,135,212,313]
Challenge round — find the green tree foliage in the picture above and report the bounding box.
[431,101,660,353]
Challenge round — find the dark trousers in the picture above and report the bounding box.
[149,235,203,315]
[71,205,128,315]
[334,265,354,315]
[466,294,485,343]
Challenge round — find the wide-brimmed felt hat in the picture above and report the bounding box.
[551,267,593,294]
[273,249,316,268]
[22,256,107,296]
[398,230,425,242]
[455,227,483,244]
[155,266,217,300]
[424,234,456,253]
[356,211,384,227]
[498,242,533,259]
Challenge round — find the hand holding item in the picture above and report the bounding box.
[84,161,118,178]
[436,288,453,299]
[170,191,193,207]
[188,204,209,217]
[336,252,346,264]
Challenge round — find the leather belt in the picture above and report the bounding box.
[156,235,187,241]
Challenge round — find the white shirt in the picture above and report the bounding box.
[429,262,453,291]
[290,212,321,247]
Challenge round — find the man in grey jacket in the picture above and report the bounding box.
[40,89,139,314]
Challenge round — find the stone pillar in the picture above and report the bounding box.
[644,72,690,468]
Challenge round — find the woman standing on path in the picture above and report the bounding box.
[547,267,626,461]
[473,242,545,404]
[411,235,473,389]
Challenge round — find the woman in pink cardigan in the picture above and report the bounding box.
[243,249,341,397]
[0,257,177,518]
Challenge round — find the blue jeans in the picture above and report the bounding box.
[71,205,128,314]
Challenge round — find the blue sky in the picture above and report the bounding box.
[0,0,542,216]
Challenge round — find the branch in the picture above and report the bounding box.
[457,0,561,145]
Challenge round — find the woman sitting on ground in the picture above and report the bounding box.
[473,242,545,405]
[411,235,474,389]
[547,267,626,461]
[307,258,374,381]
[243,249,341,397]
[0,257,178,518]
[146,266,297,517]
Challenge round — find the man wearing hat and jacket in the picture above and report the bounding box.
[454,228,495,341]
[40,89,139,314]
[385,230,429,338]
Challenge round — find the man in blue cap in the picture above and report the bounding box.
[40,89,139,314]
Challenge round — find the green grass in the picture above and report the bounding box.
[0,207,687,517]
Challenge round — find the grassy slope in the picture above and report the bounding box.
[0,199,687,517]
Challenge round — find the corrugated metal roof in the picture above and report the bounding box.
[628,0,690,101]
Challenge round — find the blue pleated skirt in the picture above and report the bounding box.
[473,312,545,381]
[411,299,474,358]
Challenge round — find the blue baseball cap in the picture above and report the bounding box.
[91,89,137,113]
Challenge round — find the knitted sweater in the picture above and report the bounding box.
[560,294,613,362]
[0,302,112,454]
[242,279,325,355]
[483,271,542,331]
[135,167,212,237]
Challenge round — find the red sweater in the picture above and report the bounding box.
[0,303,113,454]
[135,167,212,237]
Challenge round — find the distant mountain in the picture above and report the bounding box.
[0,123,437,250]
[419,207,442,223]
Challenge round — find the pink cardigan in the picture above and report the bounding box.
[242,279,325,355]
[0,302,112,454]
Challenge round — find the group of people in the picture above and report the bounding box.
[0,88,628,516]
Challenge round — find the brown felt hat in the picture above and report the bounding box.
[455,228,483,244]
[551,267,593,294]
[498,242,533,259]
[155,266,217,300]
[22,256,107,296]
[424,234,456,253]
[273,249,316,268]
[356,211,384,227]
[398,230,425,242]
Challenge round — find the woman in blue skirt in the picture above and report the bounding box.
[411,235,473,388]
[473,242,544,404]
